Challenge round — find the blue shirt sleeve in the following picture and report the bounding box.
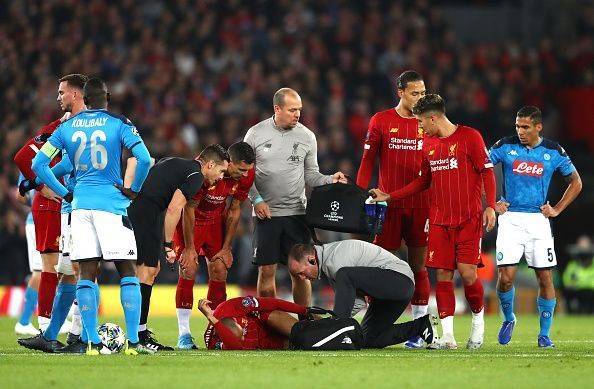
[120,119,151,192]
[34,152,73,185]
[31,131,69,197]
[554,146,575,177]
[489,143,503,165]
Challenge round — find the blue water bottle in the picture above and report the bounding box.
[375,201,387,235]
[364,197,377,233]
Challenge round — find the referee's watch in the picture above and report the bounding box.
[164,241,174,250]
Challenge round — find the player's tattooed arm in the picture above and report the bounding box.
[541,170,582,218]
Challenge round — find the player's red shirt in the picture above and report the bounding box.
[390,125,496,226]
[14,120,63,213]
[357,109,429,209]
[190,168,254,226]
[204,296,307,350]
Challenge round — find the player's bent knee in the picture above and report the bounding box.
[258,264,277,279]
[208,268,227,282]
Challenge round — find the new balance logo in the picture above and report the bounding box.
[341,336,353,344]
[128,250,135,256]
[422,327,430,340]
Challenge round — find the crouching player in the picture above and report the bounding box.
[174,142,255,349]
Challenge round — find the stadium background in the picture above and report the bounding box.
[0,0,593,317]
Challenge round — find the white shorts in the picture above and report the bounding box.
[496,211,556,269]
[25,223,42,272]
[70,209,137,262]
[56,213,74,275]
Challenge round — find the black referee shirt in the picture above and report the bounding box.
[137,157,205,210]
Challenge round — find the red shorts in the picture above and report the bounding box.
[32,210,61,253]
[374,207,429,250]
[173,222,224,259]
[425,214,483,271]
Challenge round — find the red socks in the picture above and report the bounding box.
[411,270,430,306]
[463,279,484,313]
[175,278,195,309]
[207,280,227,310]
[38,271,58,318]
[435,281,455,319]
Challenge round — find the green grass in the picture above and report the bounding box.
[1,315,593,388]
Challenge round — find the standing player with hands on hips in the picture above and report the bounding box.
[356,70,432,348]
[31,78,153,355]
[489,106,582,348]
[370,94,497,350]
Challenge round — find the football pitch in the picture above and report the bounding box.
[1,315,593,389]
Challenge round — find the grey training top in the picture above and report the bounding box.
[315,240,415,285]
[244,116,333,217]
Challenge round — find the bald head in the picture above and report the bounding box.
[273,88,302,129]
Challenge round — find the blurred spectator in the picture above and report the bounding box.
[1,0,593,285]
[563,235,594,314]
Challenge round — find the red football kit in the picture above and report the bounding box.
[389,125,496,270]
[357,109,429,250]
[173,168,254,258]
[175,168,255,312]
[14,119,63,252]
[204,296,306,350]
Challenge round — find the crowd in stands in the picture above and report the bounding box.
[1,0,593,287]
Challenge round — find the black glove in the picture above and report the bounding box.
[63,192,74,203]
[19,179,38,196]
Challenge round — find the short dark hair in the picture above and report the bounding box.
[83,77,109,109]
[273,87,298,108]
[516,106,542,124]
[59,74,88,90]
[199,144,230,164]
[288,243,315,262]
[396,70,423,90]
[228,141,255,164]
[412,94,446,116]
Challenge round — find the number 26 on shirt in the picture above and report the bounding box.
[72,130,108,170]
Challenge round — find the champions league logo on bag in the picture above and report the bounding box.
[323,200,344,223]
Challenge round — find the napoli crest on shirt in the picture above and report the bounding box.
[449,143,457,156]
[242,296,257,307]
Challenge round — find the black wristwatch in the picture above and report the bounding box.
[163,240,174,249]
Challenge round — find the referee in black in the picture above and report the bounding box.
[118,144,230,351]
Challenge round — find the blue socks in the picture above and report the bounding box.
[76,280,101,344]
[537,297,556,337]
[496,287,515,322]
[43,283,76,340]
[18,287,38,326]
[120,277,141,343]
[80,283,100,344]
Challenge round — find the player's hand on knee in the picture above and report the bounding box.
[211,248,233,270]
[180,248,197,270]
[495,200,509,215]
